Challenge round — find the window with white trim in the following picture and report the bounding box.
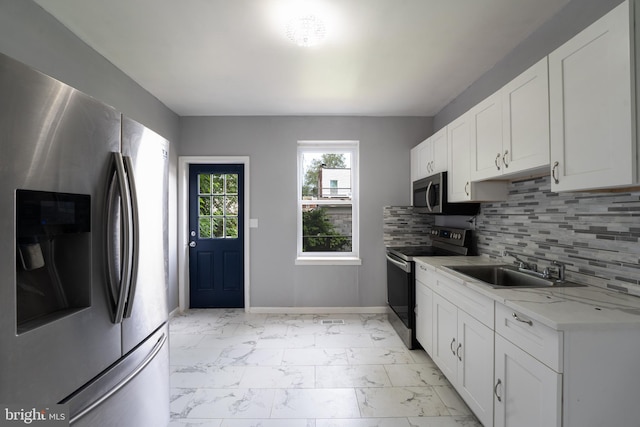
[296,141,360,265]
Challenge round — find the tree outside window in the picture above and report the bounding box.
[297,141,359,262]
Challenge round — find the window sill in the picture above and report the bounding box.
[295,257,362,266]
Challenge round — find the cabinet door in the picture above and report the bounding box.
[494,334,562,427]
[549,1,634,191]
[470,91,503,181]
[410,145,421,182]
[431,127,448,174]
[447,113,472,202]
[432,294,458,382]
[411,139,432,181]
[502,57,550,175]
[415,281,433,355]
[457,311,494,427]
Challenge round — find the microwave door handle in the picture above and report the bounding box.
[426,181,433,212]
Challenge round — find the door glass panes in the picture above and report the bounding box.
[198,173,239,239]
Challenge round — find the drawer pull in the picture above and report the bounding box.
[512,312,533,326]
[494,378,503,402]
[457,343,463,361]
[450,338,457,355]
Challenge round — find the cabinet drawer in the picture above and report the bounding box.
[415,261,434,287]
[434,273,494,329]
[495,303,563,372]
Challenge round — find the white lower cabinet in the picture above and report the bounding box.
[415,280,433,355]
[416,261,640,427]
[494,334,561,427]
[432,293,494,427]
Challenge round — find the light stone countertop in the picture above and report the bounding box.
[414,256,640,331]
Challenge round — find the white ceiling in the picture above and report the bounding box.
[33,0,570,117]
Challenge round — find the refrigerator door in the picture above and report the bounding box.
[64,324,170,427]
[120,116,169,354]
[0,53,122,402]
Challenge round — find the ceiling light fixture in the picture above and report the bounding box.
[286,14,326,47]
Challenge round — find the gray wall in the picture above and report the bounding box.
[0,0,181,310]
[434,0,626,130]
[180,116,432,308]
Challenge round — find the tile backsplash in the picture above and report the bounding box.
[383,206,434,246]
[476,175,640,296]
[383,175,640,297]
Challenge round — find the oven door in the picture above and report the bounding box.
[386,252,412,328]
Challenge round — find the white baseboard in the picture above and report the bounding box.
[168,307,181,319]
[247,306,390,315]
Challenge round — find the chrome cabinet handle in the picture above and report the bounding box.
[495,153,501,170]
[457,343,463,361]
[552,161,560,184]
[450,338,457,356]
[464,181,470,196]
[503,150,509,168]
[494,378,503,402]
[512,312,533,326]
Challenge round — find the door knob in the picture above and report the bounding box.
[189,241,197,248]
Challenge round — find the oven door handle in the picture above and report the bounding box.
[386,253,411,273]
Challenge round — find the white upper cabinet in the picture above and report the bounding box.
[430,127,448,175]
[448,113,474,202]
[549,0,637,191]
[410,144,422,182]
[470,58,550,181]
[410,127,448,182]
[470,91,503,180]
[448,111,508,202]
[502,57,550,176]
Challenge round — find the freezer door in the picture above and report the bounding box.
[0,53,122,402]
[64,324,170,427]
[120,116,169,354]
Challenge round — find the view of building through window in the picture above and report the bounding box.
[298,142,358,258]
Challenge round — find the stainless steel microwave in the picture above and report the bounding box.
[412,172,479,215]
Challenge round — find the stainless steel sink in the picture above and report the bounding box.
[445,264,585,288]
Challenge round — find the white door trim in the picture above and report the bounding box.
[178,156,250,312]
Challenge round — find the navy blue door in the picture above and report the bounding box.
[189,164,244,308]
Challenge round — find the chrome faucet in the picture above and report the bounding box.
[502,251,536,271]
[551,260,566,282]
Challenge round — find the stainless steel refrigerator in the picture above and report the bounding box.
[0,52,170,426]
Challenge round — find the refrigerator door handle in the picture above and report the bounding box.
[106,152,134,324]
[68,332,167,424]
[122,155,139,319]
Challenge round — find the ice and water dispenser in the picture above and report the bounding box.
[16,190,91,332]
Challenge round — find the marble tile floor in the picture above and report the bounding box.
[169,309,482,427]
